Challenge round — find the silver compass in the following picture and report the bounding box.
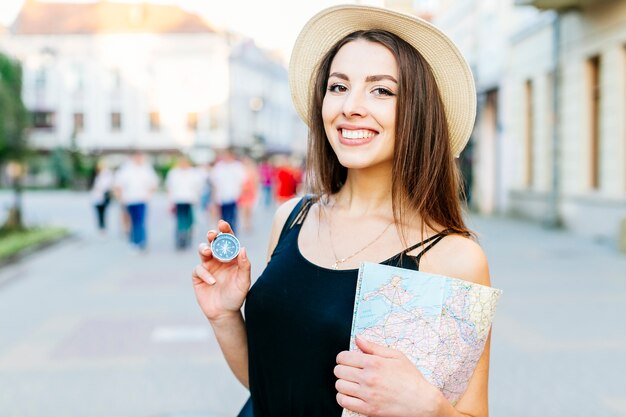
[211,232,240,262]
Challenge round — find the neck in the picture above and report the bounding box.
[333,164,394,217]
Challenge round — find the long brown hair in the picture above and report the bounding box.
[306,30,471,238]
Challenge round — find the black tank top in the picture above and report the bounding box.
[244,197,447,417]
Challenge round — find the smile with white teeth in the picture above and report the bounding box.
[341,129,375,139]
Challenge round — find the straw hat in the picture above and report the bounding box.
[289,5,476,157]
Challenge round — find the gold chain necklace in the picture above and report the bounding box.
[327,207,394,270]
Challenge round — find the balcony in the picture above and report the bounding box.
[514,0,596,10]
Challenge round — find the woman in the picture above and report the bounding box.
[238,156,260,232]
[165,156,203,250]
[192,5,493,417]
[90,160,113,233]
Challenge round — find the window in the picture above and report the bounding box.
[32,111,55,129]
[588,55,601,189]
[107,68,122,94]
[149,111,160,131]
[525,79,534,188]
[69,65,85,95]
[73,112,84,133]
[34,68,47,92]
[209,105,222,130]
[187,112,198,131]
[111,112,122,131]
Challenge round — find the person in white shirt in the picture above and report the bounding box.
[209,149,246,233]
[90,160,114,233]
[113,152,159,250]
[165,156,204,249]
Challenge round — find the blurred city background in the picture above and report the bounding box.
[0,0,625,416]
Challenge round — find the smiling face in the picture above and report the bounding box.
[321,39,398,170]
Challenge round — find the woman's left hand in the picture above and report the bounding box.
[335,336,444,417]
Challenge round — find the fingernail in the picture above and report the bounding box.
[240,247,247,260]
[208,277,216,285]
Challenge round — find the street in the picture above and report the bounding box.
[0,190,625,417]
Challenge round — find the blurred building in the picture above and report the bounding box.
[0,0,305,160]
[509,0,626,243]
[433,0,508,215]
[432,0,626,245]
[228,40,307,157]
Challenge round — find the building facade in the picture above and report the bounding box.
[509,0,626,243]
[228,40,307,157]
[433,0,626,246]
[0,0,305,163]
[433,0,540,215]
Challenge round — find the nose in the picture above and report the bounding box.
[342,90,368,118]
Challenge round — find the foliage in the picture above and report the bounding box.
[0,52,29,164]
[0,52,30,231]
[0,226,68,261]
[49,147,96,189]
[49,147,73,188]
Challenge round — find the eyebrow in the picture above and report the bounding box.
[328,72,398,84]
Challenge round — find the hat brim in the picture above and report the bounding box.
[288,5,476,157]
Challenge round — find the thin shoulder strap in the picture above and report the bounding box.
[276,195,314,244]
[401,230,450,270]
[401,231,448,254]
[413,234,446,269]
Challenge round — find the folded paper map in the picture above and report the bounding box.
[342,262,502,416]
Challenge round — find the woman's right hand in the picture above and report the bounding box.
[192,220,251,322]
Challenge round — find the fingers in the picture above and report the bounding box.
[206,229,218,243]
[334,363,362,382]
[355,336,400,359]
[206,222,236,242]
[192,264,216,285]
[336,349,368,368]
[198,242,213,262]
[237,247,251,272]
[336,392,369,415]
[335,378,361,398]
[217,220,234,234]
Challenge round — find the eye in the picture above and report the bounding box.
[372,87,395,97]
[327,83,348,93]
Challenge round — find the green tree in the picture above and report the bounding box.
[0,52,30,232]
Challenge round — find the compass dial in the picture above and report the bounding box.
[211,233,240,262]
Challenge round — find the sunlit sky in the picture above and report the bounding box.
[0,0,388,60]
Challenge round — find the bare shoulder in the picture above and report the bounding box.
[419,234,491,287]
[265,197,303,262]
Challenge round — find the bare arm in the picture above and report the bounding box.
[207,309,250,387]
[193,197,301,389]
[336,236,495,417]
[422,236,493,417]
[192,221,251,387]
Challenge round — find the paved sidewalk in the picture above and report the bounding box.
[0,191,625,417]
[470,214,626,417]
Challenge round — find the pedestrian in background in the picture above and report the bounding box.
[238,156,260,232]
[90,159,113,234]
[199,160,217,223]
[165,156,204,250]
[209,148,246,233]
[273,154,301,204]
[258,156,274,209]
[113,152,159,251]
[192,4,496,417]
